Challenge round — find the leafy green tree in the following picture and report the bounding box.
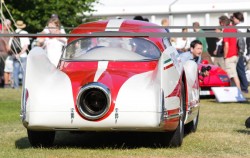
[2,0,99,33]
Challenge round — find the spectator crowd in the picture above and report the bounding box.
[158,13,250,94]
[0,14,66,89]
[0,12,249,94]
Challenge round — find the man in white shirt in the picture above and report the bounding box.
[11,20,30,89]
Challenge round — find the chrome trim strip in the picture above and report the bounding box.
[164,111,183,120]
[54,128,79,131]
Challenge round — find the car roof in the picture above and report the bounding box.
[68,19,167,52]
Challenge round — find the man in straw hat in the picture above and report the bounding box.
[11,20,30,89]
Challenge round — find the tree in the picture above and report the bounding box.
[2,0,99,33]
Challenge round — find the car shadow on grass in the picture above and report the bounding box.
[15,131,191,149]
[236,129,250,135]
[15,137,31,149]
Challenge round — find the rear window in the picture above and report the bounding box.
[62,37,161,61]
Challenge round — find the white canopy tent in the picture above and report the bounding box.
[171,0,250,13]
[92,0,176,16]
[90,0,250,27]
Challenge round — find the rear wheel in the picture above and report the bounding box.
[27,130,55,147]
[185,110,199,134]
[164,82,186,147]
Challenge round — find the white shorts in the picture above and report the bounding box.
[224,56,238,78]
[4,56,13,73]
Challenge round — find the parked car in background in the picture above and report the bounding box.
[199,61,230,96]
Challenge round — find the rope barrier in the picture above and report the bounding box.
[0,0,25,72]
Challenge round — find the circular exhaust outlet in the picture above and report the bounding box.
[77,82,111,120]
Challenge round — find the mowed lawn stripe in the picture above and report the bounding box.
[0,88,249,158]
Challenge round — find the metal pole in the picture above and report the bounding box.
[1,0,3,33]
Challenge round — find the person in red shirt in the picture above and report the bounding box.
[219,15,241,90]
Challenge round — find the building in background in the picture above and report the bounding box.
[88,0,250,55]
[90,0,250,28]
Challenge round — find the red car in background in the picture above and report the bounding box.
[199,62,230,96]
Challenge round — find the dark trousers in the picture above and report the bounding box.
[237,55,249,92]
[0,54,7,88]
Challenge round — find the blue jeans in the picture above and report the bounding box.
[236,55,248,92]
[13,57,27,89]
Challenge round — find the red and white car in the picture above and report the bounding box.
[21,19,200,147]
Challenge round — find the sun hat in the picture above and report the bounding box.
[15,20,26,29]
[51,14,59,19]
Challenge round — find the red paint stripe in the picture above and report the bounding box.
[96,61,158,121]
[165,77,182,98]
[167,108,180,116]
[60,61,99,119]
[61,61,158,121]
[163,108,180,131]
[192,77,199,89]
[163,63,174,70]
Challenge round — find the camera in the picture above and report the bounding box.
[201,65,211,73]
[200,66,211,77]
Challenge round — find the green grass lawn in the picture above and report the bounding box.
[0,88,249,158]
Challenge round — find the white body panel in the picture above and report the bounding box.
[183,60,199,106]
[160,46,183,111]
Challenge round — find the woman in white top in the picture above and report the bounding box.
[175,28,190,53]
[38,18,67,67]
